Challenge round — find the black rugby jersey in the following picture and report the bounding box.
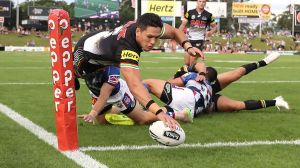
[74,21,144,73]
[184,9,215,40]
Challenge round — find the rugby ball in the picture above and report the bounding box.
[149,121,185,146]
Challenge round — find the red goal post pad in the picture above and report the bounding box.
[48,9,78,151]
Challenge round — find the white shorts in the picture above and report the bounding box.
[90,79,136,113]
[168,85,196,116]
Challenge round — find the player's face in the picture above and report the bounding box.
[136,26,161,51]
[197,0,206,10]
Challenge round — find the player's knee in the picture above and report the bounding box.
[225,102,244,112]
[232,68,245,81]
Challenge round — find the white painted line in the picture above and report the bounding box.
[80,139,300,152]
[1,81,300,85]
[0,67,50,70]
[0,82,52,85]
[214,60,253,63]
[0,103,108,168]
[236,81,300,83]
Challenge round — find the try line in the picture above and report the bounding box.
[80,139,300,152]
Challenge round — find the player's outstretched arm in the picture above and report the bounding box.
[121,67,179,129]
[78,83,114,124]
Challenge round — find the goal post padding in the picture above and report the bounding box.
[48,9,78,151]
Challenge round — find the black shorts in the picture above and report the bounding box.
[190,40,205,51]
[211,79,222,94]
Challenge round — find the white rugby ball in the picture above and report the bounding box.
[149,121,185,146]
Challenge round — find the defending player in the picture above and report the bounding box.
[77,66,192,125]
[170,52,289,115]
[143,66,216,123]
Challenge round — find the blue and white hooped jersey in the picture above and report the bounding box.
[181,72,213,115]
[85,65,121,96]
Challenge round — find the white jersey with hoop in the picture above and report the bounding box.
[90,79,135,112]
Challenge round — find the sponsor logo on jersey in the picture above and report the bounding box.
[163,131,180,140]
[191,15,196,19]
[108,75,119,85]
[190,20,208,27]
[122,93,132,107]
[121,50,139,62]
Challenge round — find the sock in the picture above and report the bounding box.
[241,60,267,74]
[241,63,258,74]
[258,60,267,67]
[244,100,276,110]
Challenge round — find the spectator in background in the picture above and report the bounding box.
[277,40,285,51]
[27,40,36,47]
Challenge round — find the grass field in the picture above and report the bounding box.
[0,52,299,168]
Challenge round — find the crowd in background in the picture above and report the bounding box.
[0,19,299,51]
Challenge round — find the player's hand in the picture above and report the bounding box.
[156,111,180,130]
[78,114,96,125]
[196,74,206,82]
[187,47,205,60]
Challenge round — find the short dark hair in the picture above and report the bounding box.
[206,67,218,83]
[136,13,163,31]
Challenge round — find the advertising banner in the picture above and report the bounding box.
[232,3,271,19]
[75,0,119,18]
[0,0,12,17]
[187,1,227,18]
[141,0,182,17]
[296,11,300,25]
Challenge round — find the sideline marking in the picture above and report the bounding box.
[0,103,108,168]
[80,139,300,152]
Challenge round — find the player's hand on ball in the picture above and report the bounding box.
[156,111,180,130]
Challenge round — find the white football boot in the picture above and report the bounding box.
[263,52,281,65]
[274,96,290,110]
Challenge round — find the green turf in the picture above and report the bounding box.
[0,51,299,167]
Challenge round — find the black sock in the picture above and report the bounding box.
[241,60,267,75]
[258,60,267,67]
[241,63,258,74]
[244,100,276,110]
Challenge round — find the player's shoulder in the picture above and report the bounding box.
[202,9,213,16]
[188,9,197,14]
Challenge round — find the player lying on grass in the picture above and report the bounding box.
[143,52,289,122]
[77,65,192,125]
[143,69,214,123]
[77,65,156,125]
[174,52,289,112]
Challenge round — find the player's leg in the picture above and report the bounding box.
[217,52,281,90]
[144,79,194,123]
[126,102,158,125]
[143,79,168,98]
[215,95,289,112]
